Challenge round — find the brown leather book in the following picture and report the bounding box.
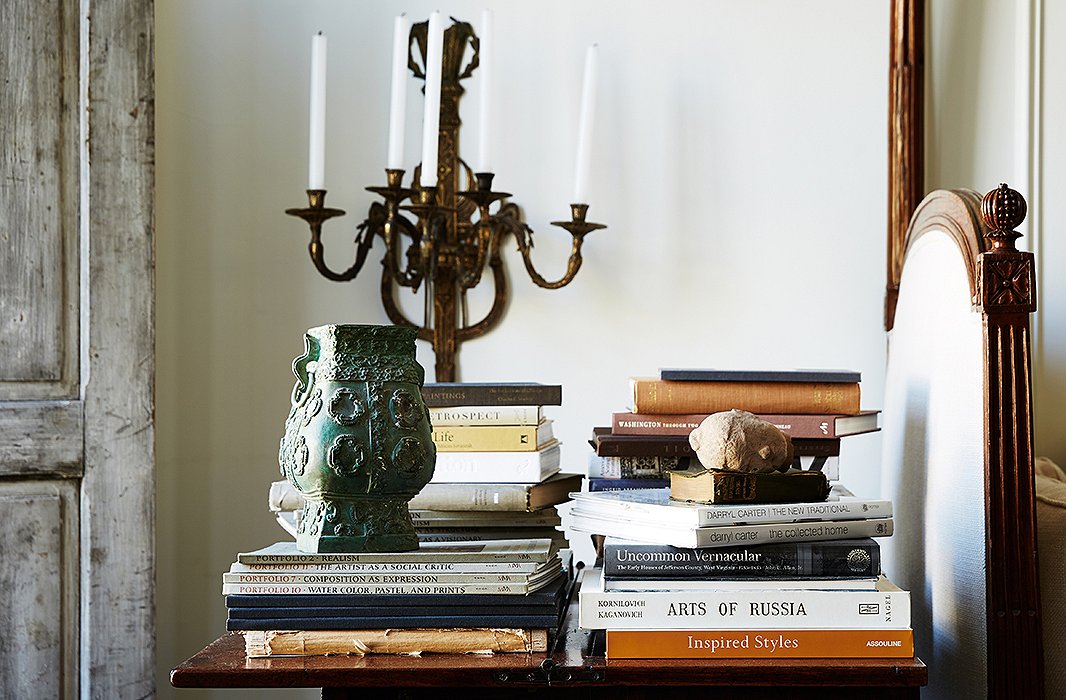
[670,468,831,504]
[630,378,861,415]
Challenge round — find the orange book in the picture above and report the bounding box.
[630,379,861,415]
[606,629,914,659]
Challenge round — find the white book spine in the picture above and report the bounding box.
[222,582,536,595]
[223,571,534,584]
[580,570,910,630]
[572,495,893,528]
[430,445,561,484]
[560,504,893,549]
[230,560,541,573]
[428,405,543,426]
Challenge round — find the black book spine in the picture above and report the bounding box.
[421,384,563,407]
[227,604,560,620]
[227,614,560,631]
[602,538,881,579]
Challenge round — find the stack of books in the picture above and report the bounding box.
[570,368,911,660]
[223,538,570,656]
[568,491,911,659]
[422,381,575,546]
[269,382,580,547]
[587,368,880,492]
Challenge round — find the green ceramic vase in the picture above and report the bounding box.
[278,324,436,552]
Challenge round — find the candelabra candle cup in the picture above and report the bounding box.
[278,324,436,553]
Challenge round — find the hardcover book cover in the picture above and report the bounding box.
[606,629,913,659]
[579,569,910,630]
[611,412,879,439]
[421,382,563,407]
[659,369,862,383]
[630,378,861,415]
[602,536,882,579]
[570,486,892,528]
[227,613,562,631]
[670,467,831,504]
[226,572,570,609]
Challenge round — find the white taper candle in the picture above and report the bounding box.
[387,15,410,170]
[308,32,327,190]
[477,9,494,173]
[573,44,598,204]
[420,12,445,187]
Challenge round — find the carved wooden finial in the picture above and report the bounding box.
[981,184,1027,249]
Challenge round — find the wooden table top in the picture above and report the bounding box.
[172,581,928,691]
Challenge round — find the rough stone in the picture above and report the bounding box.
[689,409,795,473]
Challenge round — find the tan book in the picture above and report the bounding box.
[606,629,914,659]
[630,378,861,415]
[243,628,549,656]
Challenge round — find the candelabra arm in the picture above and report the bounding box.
[502,202,606,290]
[285,190,373,282]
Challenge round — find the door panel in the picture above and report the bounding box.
[0,0,80,399]
[0,401,83,477]
[0,482,78,699]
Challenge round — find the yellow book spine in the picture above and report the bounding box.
[606,629,914,659]
[432,423,550,452]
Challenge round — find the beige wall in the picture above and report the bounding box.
[155,1,1062,697]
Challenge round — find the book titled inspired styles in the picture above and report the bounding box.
[578,569,910,630]
[243,628,549,657]
[670,467,831,504]
[421,382,562,407]
[602,537,882,579]
[570,486,892,528]
[630,378,861,415]
[605,629,913,659]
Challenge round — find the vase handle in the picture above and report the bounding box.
[291,333,320,405]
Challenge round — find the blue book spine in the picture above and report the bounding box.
[226,614,561,631]
[587,478,670,492]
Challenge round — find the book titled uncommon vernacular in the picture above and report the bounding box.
[570,486,892,528]
[558,502,893,549]
[578,569,910,630]
[602,536,882,579]
[421,383,562,407]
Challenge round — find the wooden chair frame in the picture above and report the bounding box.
[892,186,1043,698]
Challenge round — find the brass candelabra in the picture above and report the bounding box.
[286,17,605,381]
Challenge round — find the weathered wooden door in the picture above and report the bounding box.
[0,0,154,696]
